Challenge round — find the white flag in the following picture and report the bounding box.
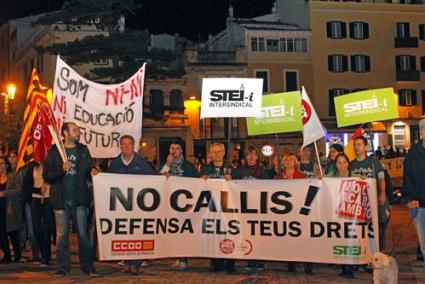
[301,86,326,147]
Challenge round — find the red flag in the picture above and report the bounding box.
[17,90,56,169]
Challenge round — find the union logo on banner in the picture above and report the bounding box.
[337,180,371,222]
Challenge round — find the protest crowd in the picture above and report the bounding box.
[0,117,424,280]
[0,55,422,284]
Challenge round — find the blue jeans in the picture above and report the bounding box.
[24,203,37,251]
[54,202,94,271]
[415,208,425,265]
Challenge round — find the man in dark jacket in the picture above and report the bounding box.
[160,142,197,270]
[43,122,99,277]
[200,142,234,273]
[403,118,425,266]
[108,135,156,275]
[232,146,268,271]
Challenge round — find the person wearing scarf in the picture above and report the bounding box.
[160,142,198,270]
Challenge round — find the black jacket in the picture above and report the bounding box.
[403,141,425,207]
[43,143,95,209]
[231,162,270,180]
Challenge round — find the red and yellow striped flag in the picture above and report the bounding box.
[16,70,55,170]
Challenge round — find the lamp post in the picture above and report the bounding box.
[3,84,16,143]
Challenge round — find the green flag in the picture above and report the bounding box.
[247,91,303,136]
[334,88,399,128]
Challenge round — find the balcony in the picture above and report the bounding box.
[394,37,419,48]
[396,70,420,81]
[197,51,237,64]
[185,48,246,66]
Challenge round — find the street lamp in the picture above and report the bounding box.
[7,84,16,100]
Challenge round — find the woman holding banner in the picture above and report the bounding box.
[275,153,313,274]
[327,153,357,279]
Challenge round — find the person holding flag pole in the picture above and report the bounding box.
[43,121,99,277]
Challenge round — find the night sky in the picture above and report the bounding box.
[0,0,274,40]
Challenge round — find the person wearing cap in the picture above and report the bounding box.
[403,118,425,267]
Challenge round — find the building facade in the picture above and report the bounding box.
[307,0,425,151]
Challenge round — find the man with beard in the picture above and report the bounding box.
[43,122,99,277]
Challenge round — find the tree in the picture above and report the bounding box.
[37,0,185,82]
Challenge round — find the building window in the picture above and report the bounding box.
[255,70,269,93]
[294,38,307,52]
[327,21,346,39]
[329,88,349,116]
[169,89,184,112]
[398,89,417,106]
[328,54,348,73]
[251,37,258,51]
[396,55,416,71]
[420,24,425,41]
[396,22,410,38]
[421,56,425,72]
[279,38,287,52]
[393,124,406,150]
[287,38,294,52]
[266,39,279,52]
[301,38,308,52]
[258,37,265,52]
[149,89,164,118]
[350,22,369,40]
[351,55,370,73]
[284,70,298,92]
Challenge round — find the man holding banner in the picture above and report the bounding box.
[160,142,198,270]
[43,122,99,277]
[108,134,156,275]
[350,136,389,252]
[200,142,234,273]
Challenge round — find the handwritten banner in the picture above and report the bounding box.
[94,175,379,264]
[52,56,145,157]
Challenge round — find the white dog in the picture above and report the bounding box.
[372,252,398,284]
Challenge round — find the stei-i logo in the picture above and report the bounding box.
[209,84,253,108]
[343,95,387,116]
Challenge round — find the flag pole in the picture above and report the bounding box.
[275,133,281,176]
[313,141,323,176]
[226,118,232,169]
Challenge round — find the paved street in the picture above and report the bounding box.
[0,204,423,283]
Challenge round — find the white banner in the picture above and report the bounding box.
[94,174,379,264]
[52,56,146,158]
[200,78,263,118]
